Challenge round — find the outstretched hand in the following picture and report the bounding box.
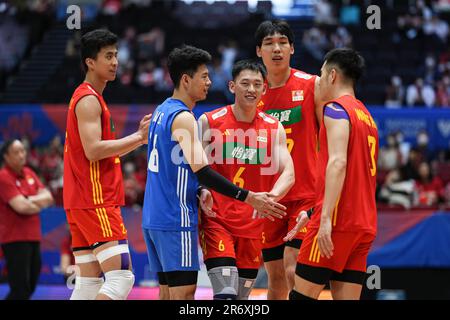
[247,192,286,221]
[198,188,216,218]
[283,210,310,242]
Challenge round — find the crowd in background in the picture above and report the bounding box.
[1,0,450,208]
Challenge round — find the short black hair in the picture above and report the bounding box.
[255,20,294,47]
[323,48,365,85]
[80,29,118,73]
[167,45,212,88]
[0,139,17,164]
[232,59,267,81]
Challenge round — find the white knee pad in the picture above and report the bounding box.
[98,270,135,300]
[70,277,104,300]
[207,266,239,300]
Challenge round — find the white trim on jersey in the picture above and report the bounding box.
[177,167,190,228]
[181,231,192,267]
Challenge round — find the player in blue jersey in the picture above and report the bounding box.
[142,45,287,300]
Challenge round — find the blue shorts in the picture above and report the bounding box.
[143,228,200,272]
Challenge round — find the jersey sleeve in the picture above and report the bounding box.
[324,102,350,121]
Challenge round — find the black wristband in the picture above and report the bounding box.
[195,165,249,202]
[306,207,314,219]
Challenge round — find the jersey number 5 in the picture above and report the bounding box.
[285,128,294,153]
[368,135,377,177]
[148,134,159,173]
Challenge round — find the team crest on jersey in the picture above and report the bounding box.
[294,71,313,80]
[292,90,304,102]
[212,107,227,120]
[27,176,35,185]
[258,112,276,124]
[257,100,264,108]
[257,136,267,143]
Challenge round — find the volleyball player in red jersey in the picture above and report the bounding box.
[63,29,151,300]
[289,48,378,300]
[198,60,294,300]
[255,20,324,299]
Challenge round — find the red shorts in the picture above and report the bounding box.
[262,198,315,249]
[199,227,262,269]
[298,228,375,273]
[66,206,128,249]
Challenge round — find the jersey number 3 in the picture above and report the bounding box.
[368,135,376,177]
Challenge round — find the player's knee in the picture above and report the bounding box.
[237,277,256,300]
[207,266,238,300]
[284,264,296,281]
[98,270,135,300]
[96,242,131,271]
[70,277,104,300]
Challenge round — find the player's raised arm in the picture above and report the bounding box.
[269,121,295,202]
[172,111,287,220]
[76,95,151,161]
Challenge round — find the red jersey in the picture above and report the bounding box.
[63,82,124,209]
[201,105,279,239]
[310,95,379,235]
[0,166,44,244]
[260,68,318,202]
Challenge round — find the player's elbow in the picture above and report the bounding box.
[84,149,100,162]
[330,156,347,172]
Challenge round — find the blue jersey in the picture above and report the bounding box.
[142,98,199,231]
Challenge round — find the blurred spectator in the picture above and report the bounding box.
[153,58,173,92]
[406,78,436,107]
[123,161,144,208]
[423,14,449,43]
[378,133,402,171]
[137,61,156,88]
[137,27,165,61]
[330,26,352,48]
[218,40,239,79]
[415,130,433,162]
[117,26,137,67]
[0,15,29,73]
[395,131,411,166]
[302,27,330,61]
[436,76,450,107]
[314,0,336,25]
[209,56,231,100]
[101,0,122,15]
[385,76,405,108]
[401,148,421,181]
[415,161,444,206]
[379,168,417,209]
[423,54,437,85]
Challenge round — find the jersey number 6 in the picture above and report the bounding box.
[148,134,159,173]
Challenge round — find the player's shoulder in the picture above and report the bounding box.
[207,105,229,121]
[0,168,8,179]
[256,109,278,125]
[291,68,315,82]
